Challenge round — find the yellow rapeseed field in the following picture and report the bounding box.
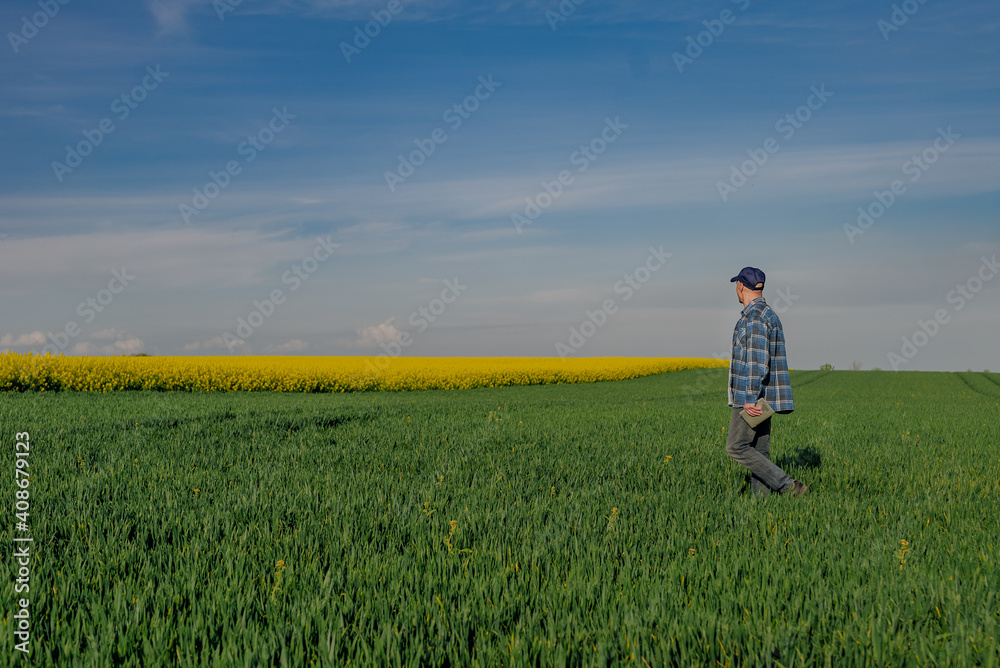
[0,353,727,392]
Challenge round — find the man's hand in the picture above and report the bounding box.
[743,401,762,417]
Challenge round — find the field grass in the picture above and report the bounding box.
[2,369,998,666]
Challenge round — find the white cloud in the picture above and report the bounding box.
[4,136,996,255]
[112,336,145,355]
[183,336,245,352]
[204,336,242,350]
[356,318,401,347]
[1,331,48,347]
[265,339,309,353]
[0,227,329,297]
[232,0,713,26]
[146,0,202,34]
[68,330,145,356]
[91,328,122,341]
[70,338,142,356]
[136,137,993,229]
[70,342,93,355]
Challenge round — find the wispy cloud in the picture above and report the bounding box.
[4,0,998,369]
[146,0,204,34]
[356,318,401,347]
[264,339,309,353]
[1,332,48,347]
[71,330,145,356]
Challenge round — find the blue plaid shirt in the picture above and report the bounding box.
[728,297,794,413]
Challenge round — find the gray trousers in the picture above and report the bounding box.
[726,408,793,495]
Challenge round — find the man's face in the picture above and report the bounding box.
[736,281,743,304]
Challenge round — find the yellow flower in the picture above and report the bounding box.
[0,352,727,393]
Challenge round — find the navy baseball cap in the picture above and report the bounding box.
[730,266,765,290]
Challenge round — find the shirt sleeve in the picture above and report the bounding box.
[744,319,770,402]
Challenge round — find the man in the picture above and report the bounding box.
[726,266,807,497]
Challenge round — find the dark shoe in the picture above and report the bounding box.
[787,480,808,496]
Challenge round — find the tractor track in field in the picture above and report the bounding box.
[981,373,1000,388]
[791,370,832,388]
[955,372,1000,397]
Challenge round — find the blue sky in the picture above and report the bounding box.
[1,0,997,370]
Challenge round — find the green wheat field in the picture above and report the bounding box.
[2,369,999,666]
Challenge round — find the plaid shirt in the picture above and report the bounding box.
[728,297,794,413]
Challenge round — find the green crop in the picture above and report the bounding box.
[1,369,997,666]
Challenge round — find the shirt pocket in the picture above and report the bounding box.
[735,326,748,350]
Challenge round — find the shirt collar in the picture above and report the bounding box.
[741,296,765,317]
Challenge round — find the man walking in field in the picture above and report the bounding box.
[726,266,807,497]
